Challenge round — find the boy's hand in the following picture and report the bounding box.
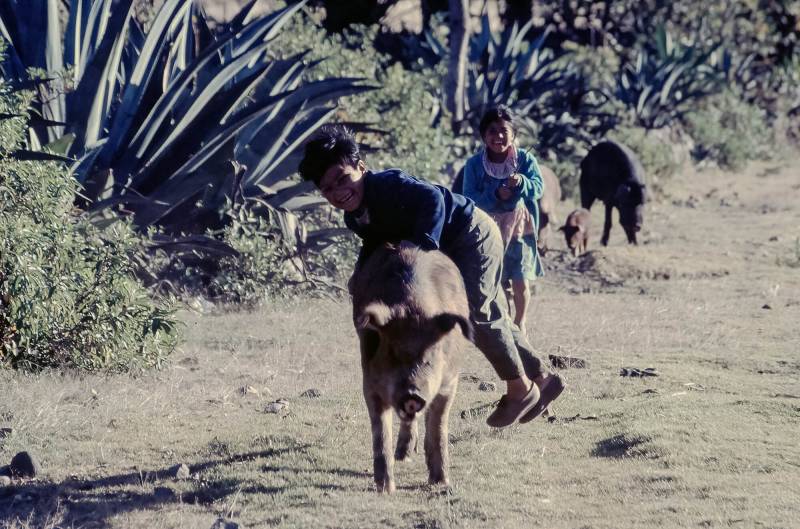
[507,173,522,188]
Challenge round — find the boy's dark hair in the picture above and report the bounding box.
[298,124,361,186]
[478,105,518,137]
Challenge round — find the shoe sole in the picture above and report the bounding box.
[519,376,564,424]
[485,384,541,428]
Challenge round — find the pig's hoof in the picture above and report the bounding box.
[427,481,453,496]
[376,480,395,494]
[395,451,413,462]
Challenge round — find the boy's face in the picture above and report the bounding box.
[318,160,366,212]
[482,120,514,155]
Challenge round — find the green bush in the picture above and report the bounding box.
[683,91,773,171]
[609,125,682,192]
[0,87,179,372]
[140,197,358,306]
[206,202,299,306]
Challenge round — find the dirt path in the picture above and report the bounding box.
[1,162,798,529]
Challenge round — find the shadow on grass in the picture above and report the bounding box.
[0,442,348,528]
[591,433,654,459]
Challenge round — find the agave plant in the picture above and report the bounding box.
[0,0,371,253]
[615,25,723,130]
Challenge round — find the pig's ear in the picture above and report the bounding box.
[557,225,565,232]
[356,302,392,331]
[434,313,474,342]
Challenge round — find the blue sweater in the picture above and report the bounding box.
[344,169,475,261]
[462,148,544,218]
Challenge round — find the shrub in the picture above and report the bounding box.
[205,201,301,306]
[139,196,358,306]
[609,125,682,193]
[0,87,179,371]
[683,90,773,171]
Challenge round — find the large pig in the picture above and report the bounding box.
[350,243,473,493]
[579,140,647,245]
[537,164,562,254]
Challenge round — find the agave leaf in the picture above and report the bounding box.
[11,149,74,163]
[274,208,301,246]
[230,0,308,58]
[274,195,329,212]
[137,89,298,187]
[244,106,338,188]
[123,10,302,164]
[261,180,316,206]
[67,0,135,153]
[97,0,191,167]
[63,0,93,74]
[227,0,259,30]
[223,52,312,126]
[235,78,373,183]
[27,116,67,128]
[658,63,688,106]
[140,42,273,166]
[44,133,76,155]
[70,141,105,185]
[42,0,65,141]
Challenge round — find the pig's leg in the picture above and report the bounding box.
[395,418,419,461]
[601,203,613,246]
[365,392,395,493]
[424,385,457,486]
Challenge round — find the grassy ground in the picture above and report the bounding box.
[1,161,799,528]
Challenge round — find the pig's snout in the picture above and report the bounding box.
[398,393,426,419]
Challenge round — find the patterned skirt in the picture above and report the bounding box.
[489,204,544,282]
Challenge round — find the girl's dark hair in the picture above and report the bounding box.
[478,105,518,137]
[298,124,361,186]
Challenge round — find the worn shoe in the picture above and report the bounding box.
[486,384,540,428]
[519,374,564,424]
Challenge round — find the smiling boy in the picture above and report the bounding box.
[298,125,564,427]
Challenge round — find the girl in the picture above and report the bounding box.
[461,106,544,337]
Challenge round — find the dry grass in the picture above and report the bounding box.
[1,162,799,528]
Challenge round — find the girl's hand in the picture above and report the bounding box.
[507,173,523,188]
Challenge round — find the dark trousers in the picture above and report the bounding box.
[445,209,544,381]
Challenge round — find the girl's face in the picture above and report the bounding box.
[482,120,515,156]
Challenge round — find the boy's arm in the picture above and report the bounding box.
[374,172,447,250]
[404,180,446,250]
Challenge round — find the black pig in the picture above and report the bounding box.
[579,141,646,245]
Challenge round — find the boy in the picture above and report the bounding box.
[298,125,563,427]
